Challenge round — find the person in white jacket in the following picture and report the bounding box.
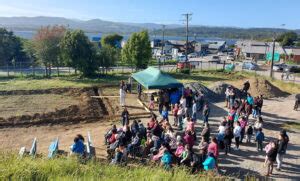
[233,121,242,150]
[120,88,126,106]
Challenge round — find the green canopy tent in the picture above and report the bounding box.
[132,67,183,89]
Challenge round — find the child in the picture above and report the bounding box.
[246,125,254,143]
[263,142,272,167]
[255,128,265,152]
[162,106,169,122]
[265,141,278,176]
[172,104,179,127]
[202,152,216,171]
[177,104,185,130]
[161,149,172,170]
[149,94,155,111]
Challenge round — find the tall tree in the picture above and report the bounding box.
[94,45,119,74]
[60,30,97,77]
[121,30,151,70]
[277,31,298,46]
[0,28,26,67]
[34,25,66,77]
[101,34,123,48]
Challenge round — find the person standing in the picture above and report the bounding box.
[137,83,142,99]
[201,123,210,143]
[255,128,265,152]
[233,122,242,150]
[192,100,197,122]
[242,80,250,94]
[224,127,234,155]
[121,108,130,126]
[265,141,278,176]
[120,86,126,107]
[225,86,231,108]
[202,102,210,125]
[276,130,289,171]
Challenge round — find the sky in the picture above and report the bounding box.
[0,0,299,29]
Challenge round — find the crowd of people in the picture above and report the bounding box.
[103,80,290,176]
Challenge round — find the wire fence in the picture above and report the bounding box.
[0,62,75,77]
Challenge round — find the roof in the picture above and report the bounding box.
[132,67,183,89]
[208,41,226,49]
[237,40,286,54]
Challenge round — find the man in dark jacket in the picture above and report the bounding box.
[201,123,210,142]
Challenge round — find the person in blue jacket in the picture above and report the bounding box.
[161,149,172,170]
[70,135,85,156]
[202,152,216,171]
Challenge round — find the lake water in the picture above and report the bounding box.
[14,31,237,45]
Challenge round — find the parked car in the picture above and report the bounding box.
[242,61,259,70]
[188,53,197,58]
[284,65,300,73]
[226,55,235,61]
[210,56,221,63]
[273,63,287,72]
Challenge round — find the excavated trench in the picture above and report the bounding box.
[0,87,109,128]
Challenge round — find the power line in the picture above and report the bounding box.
[182,13,192,63]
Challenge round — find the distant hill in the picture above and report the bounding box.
[0,16,299,39]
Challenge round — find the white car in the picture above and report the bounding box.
[226,55,235,61]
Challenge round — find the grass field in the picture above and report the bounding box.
[0,70,299,94]
[0,153,225,181]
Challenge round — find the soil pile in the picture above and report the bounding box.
[185,82,221,102]
[228,77,289,98]
[0,88,106,128]
[209,82,243,100]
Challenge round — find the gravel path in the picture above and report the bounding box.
[206,97,300,180]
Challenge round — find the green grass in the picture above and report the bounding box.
[0,153,223,181]
[0,73,129,91]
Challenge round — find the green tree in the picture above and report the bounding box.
[277,31,298,46]
[34,25,66,77]
[60,30,97,77]
[101,34,123,48]
[94,45,119,74]
[0,28,27,68]
[121,30,151,70]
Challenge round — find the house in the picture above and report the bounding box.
[166,40,195,54]
[236,40,285,61]
[207,41,226,53]
[283,47,300,63]
[194,42,209,55]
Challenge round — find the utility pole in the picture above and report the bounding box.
[160,24,166,70]
[182,13,192,63]
[270,37,276,78]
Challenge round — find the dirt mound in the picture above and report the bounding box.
[0,87,89,96]
[0,88,106,128]
[229,78,289,98]
[185,82,221,102]
[209,82,243,100]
